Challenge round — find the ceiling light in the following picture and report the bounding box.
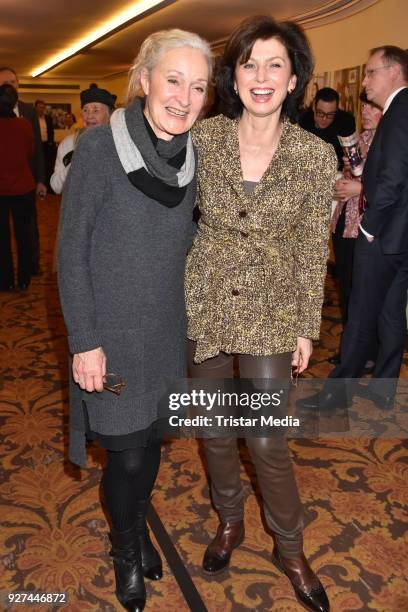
[31,0,174,77]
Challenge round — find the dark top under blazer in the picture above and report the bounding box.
[44,113,55,145]
[299,108,356,169]
[362,87,408,255]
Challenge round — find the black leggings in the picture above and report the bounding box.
[102,441,161,531]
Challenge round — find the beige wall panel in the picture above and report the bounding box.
[307,0,406,72]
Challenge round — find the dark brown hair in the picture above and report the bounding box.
[216,15,314,121]
[0,83,18,114]
[315,87,339,106]
[370,45,408,81]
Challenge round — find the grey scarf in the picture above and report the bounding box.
[110,98,195,206]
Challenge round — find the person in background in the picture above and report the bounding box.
[57,30,211,611]
[186,16,336,612]
[0,66,46,275]
[63,112,76,130]
[50,84,115,194]
[299,86,355,169]
[300,45,408,411]
[35,99,56,190]
[330,91,382,367]
[0,84,35,292]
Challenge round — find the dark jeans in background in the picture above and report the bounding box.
[331,233,408,379]
[332,209,378,363]
[0,191,35,289]
[332,207,355,325]
[42,142,56,188]
[29,199,40,274]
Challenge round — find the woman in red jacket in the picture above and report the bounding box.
[0,83,35,291]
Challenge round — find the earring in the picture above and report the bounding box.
[234,85,238,94]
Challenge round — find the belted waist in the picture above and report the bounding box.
[195,222,291,267]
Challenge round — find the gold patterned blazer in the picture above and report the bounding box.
[186,114,338,363]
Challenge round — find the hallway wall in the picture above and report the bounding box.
[307,0,407,71]
[17,0,407,114]
[103,0,407,104]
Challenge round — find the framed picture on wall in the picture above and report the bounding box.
[333,66,361,117]
[45,103,72,129]
[303,72,330,109]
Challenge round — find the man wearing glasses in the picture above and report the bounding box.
[300,87,356,169]
[300,46,408,410]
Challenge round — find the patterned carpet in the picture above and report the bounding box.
[0,195,407,611]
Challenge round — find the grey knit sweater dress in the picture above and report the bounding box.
[57,125,196,467]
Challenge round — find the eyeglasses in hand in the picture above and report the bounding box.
[103,373,126,395]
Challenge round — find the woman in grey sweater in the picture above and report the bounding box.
[57,30,211,612]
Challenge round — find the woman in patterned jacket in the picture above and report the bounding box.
[186,16,337,612]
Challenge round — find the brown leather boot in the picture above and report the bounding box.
[202,521,245,574]
[272,549,330,612]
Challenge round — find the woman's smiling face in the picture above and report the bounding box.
[234,37,296,119]
[141,46,209,141]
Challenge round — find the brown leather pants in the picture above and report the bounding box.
[188,341,304,557]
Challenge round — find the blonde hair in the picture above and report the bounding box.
[125,29,212,106]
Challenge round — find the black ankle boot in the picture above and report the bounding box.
[110,525,146,611]
[134,499,163,580]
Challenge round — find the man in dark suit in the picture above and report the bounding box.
[35,99,56,190]
[300,88,357,366]
[300,46,408,409]
[299,87,356,169]
[0,67,46,275]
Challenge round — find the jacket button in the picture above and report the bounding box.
[239,210,247,218]
[232,289,240,296]
[240,231,249,238]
